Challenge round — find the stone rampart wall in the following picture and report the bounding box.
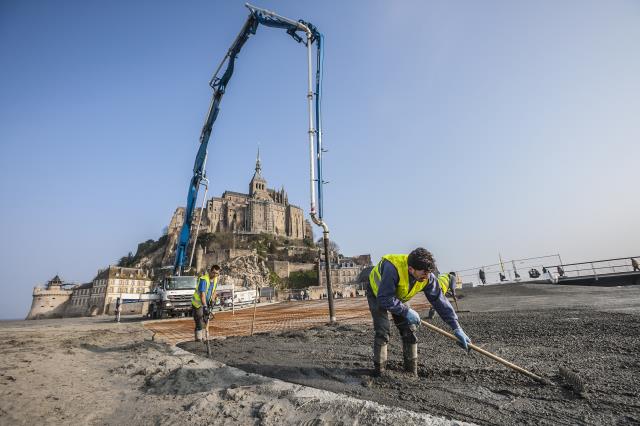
[26,288,73,320]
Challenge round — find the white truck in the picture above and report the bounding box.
[217,287,258,310]
[148,275,198,319]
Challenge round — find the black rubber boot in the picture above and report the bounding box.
[403,342,418,376]
[373,343,387,377]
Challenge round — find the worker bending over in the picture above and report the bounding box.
[368,248,471,376]
[192,264,220,342]
[427,272,457,319]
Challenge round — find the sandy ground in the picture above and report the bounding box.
[2,284,639,425]
[0,317,467,425]
[180,284,640,425]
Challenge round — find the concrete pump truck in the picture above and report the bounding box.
[148,3,336,322]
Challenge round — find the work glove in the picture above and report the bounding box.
[203,306,210,318]
[405,308,421,325]
[453,328,471,351]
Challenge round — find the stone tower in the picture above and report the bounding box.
[249,148,269,200]
[26,275,73,320]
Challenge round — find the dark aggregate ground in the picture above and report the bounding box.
[181,284,640,425]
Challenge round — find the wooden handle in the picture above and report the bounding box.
[420,320,548,384]
[452,295,460,312]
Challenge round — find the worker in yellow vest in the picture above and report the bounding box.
[368,248,471,376]
[427,272,458,319]
[192,264,220,342]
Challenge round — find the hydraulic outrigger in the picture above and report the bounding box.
[173,4,336,323]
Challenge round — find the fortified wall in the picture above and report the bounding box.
[26,276,73,320]
[26,267,153,320]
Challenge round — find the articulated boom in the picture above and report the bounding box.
[173,4,326,276]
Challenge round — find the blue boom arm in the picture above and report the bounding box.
[173,4,324,275]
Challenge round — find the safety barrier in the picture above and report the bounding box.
[454,255,640,287]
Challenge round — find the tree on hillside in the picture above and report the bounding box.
[288,270,318,289]
[118,252,135,267]
[316,238,340,254]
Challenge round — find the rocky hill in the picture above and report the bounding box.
[117,232,319,288]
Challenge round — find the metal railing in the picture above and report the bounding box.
[454,254,562,286]
[542,256,640,280]
[454,255,640,286]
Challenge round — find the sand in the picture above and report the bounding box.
[0,318,467,425]
[2,283,639,425]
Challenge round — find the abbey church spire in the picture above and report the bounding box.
[255,146,262,175]
[249,146,268,199]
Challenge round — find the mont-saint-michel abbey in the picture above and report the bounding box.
[166,151,312,243]
[26,152,326,320]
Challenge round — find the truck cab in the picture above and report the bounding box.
[149,275,198,319]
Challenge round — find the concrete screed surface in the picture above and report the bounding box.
[179,284,640,425]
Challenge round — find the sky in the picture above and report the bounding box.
[1,0,638,319]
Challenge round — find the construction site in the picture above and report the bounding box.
[172,283,640,425]
[3,2,639,425]
[2,282,639,425]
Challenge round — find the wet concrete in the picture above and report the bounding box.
[180,284,640,425]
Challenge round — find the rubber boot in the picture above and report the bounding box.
[195,329,203,342]
[403,342,418,376]
[373,343,387,377]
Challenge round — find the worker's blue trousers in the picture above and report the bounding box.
[366,288,417,346]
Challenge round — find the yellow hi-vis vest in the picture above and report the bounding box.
[369,254,430,302]
[191,274,218,308]
[437,273,451,295]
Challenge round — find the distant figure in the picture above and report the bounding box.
[557,266,565,277]
[542,267,548,274]
[529,268,540,279]
[514,271,521,279]
[115,297,122,323]
[499,273,506,282]
[427,272,457,319]
[632,258,640,272]
[478,269,486,285]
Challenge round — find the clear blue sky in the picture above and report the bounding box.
[1,0,638,319]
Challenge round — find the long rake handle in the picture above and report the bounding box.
[205,316,212,358]
[452,295,460,312]
[421,320,547,384]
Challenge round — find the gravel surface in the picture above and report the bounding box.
[181,284,640,425]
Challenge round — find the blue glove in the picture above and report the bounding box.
[453,328,471,351]
[405,308,421,325]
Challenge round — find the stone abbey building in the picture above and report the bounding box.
[167,152,312,241]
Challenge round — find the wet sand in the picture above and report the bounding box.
[0,318,465,425]
[180,284,640,425]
